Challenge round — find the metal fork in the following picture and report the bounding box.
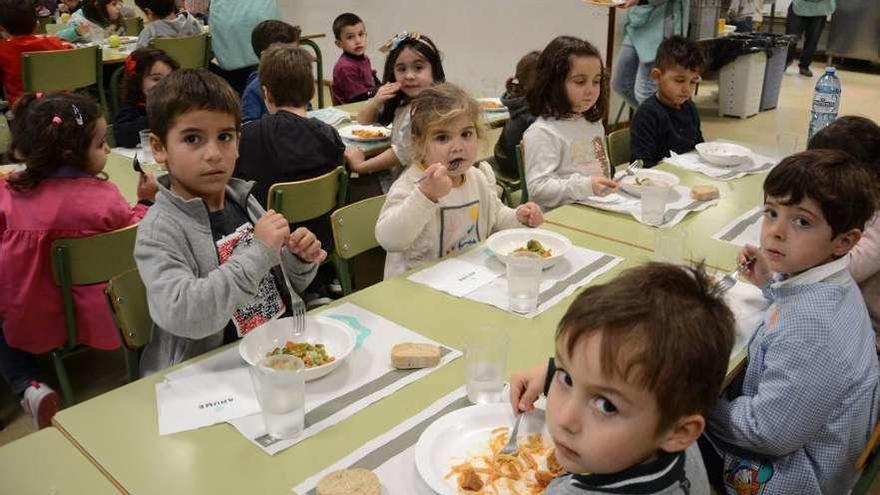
[499,414,525,456]
[718,256,756,292]
[616,159,644,182]
[278,254,307,338]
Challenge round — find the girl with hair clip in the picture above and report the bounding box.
[114,48,180,148]
[375,83,543,278]
[523,36,617,212]
[57,0,124,42]
[350,32,445,194]
[0,92,157,429]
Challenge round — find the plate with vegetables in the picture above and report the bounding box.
[486,228,572,270]
[617,169,680,197]
[239,316,357,381]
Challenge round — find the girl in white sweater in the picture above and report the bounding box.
[523,36,618,211]
[376,83,544,278]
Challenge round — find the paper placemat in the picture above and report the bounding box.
[307,107,351,127]
[713,206,762,247]
[409,245,623,318]
[723,276,770,356]
[665,148,776,181]
[293,386,471,495]
[576,185,718,228]
[165,303,461,455]
[156,368,260,435]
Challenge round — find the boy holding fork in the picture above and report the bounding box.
[134,69,325,377]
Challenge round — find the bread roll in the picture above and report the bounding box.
[391,343,441,369]
[690,185,720,201]
[316,469,381,495]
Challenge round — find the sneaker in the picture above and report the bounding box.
[305,296,334,310]
[799,66,813,77]
[20,381,62,430]
[328,279,343,296]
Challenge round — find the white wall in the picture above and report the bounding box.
[279,0,612,98]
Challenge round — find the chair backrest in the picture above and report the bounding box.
[331,195,385,261]
[606,127,631,169]
[105,269,152,351]
[22,45,102,96]
[150,33,208,69]
[45,23,64,35]
[299,38,325,109]
[267,167,347,224]
[123,16,144,36]
[515,143,529,204]
[852,419,880,495]
[109,65,125,121]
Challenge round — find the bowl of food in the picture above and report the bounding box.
[486,228,572,270]
[477,98,507,112]
[618,169,680,197]
[695,142,751,167]
[338,124,391,142]
[239,316,357,381]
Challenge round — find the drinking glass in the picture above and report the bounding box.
[249,355,305,439]
[464,327,509,404]
[139,129,154,164]
[506,252,542,314]
[654,227,689,264]
[641,185,670,226]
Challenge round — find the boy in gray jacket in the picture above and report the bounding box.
[135,0,203,49]
[135,69,324,376]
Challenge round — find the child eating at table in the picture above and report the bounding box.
[135,69,325,376]
[351,31,445,194]
[330,12,379,105]
[375,83,543,278]
[57,0,124,43]
[808,116,880,350]
[114,47,179,147]
[493,50,540,180]
[0,92,157,428]
[0,0,71,108]
[523,35,617,212]
[134,0,203,49]
[629,36,705,168]
[704,149,879,494]
[509,263,736,494]
[241,19,301,123]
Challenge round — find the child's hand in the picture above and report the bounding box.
[418,163,453,202]
[344,147,366,174]
[75,22,91,37]
[136,171,158,201]
[738,244,771,288]
[516,202,543,227]
[253,210,290,252]
[287,227,327,264]
[591,176,618,196]
[510,362,550,414]
[373,82,401,106]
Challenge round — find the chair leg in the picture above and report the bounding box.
[50,351,75,406]
[123,348,139,383]
[499,183,512,207]
[336,259,353,296]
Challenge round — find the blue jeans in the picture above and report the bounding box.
[0,323,43,397]
[612,43,657,110]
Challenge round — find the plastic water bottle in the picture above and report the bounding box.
[808,67,841,140]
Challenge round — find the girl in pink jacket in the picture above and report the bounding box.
[0,92,157,428]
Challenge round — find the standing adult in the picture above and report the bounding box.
[611,0,688,110]
[207,0,276,95]
[786,0,835,77]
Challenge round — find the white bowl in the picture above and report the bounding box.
[696,142,751,167]
[618,169,681,197]
[486,228,572,270]
[239,316,356,381]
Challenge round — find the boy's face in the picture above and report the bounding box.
[421,113,479,177]
[547,333,681,474]
[760,195,860,274]
[151,110,239,209]
[564,55,602,115]
[335,23,367,56]
[394,47,433,98]
[652,65,701,109]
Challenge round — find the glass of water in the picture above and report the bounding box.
[249,354,305,439]
[641,185,670,226]
[139,129,154,164]
[654,227,689,264]
[464,326,509,404]
[507,252,542,314]
[776,132,800,159]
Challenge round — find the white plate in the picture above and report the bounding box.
[618,169,681,197]
[415,404,550,495]
[338,124,391,142]
[238,316,357,381]
[695,142,751,167]
[486,228,572,270]
[477,98,507,113]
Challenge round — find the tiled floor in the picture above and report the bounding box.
[2,61,879,490]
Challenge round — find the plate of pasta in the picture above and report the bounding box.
[415,404,562,495]
[486,228,572,270]
[339,124,391,142]
[477,98,508,113]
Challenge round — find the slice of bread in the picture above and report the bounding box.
[316,469,381,495]
[391,343,441,369]
[690,185,720,201]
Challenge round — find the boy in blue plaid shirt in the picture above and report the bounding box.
[703,149,880,494]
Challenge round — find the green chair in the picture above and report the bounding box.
[50,224,139,405]
[22,45,106,112]
[490,156,523,208]
[122,16,144,36]
[150,33,209,69]
[267,167,348,224]
[299,38,325,109]
[105,269,152,383]
[515,143,529,204]
[0,115,10,156]
[852,421,880,495]
[109,65,125,121]
[330,195,386,295]
[606,127,631,170]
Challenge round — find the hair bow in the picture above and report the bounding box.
[379,31,423,54]
[124,55,137,76]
